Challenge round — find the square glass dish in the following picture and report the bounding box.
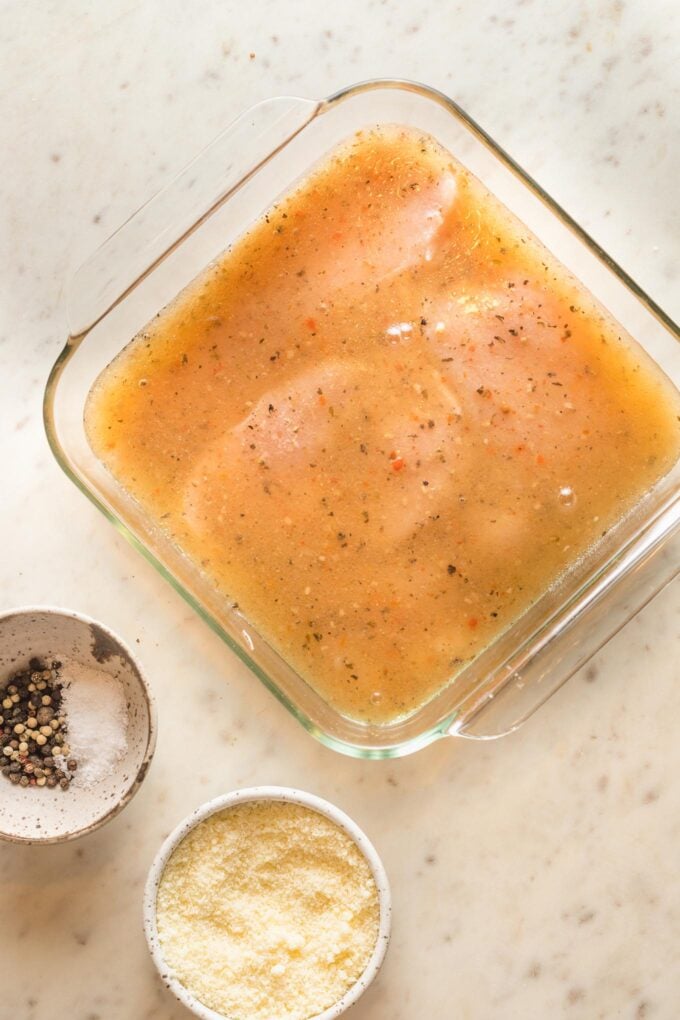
[44,80,680,758]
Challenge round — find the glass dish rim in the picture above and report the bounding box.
[44,78,680,759]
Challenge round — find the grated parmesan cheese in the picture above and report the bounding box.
[156,800,380,1020]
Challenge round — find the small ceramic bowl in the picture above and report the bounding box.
[0,606,156,843]
[144,786,392,1020]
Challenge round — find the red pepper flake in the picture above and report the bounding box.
[304,317,317,331]
[391,457,405,473]
[467,617,479,629]
[535,454,546,466]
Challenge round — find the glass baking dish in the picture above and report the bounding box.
[44,80,680,758]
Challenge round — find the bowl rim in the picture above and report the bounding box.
[143,785,392,1020]
[0,604,157,845]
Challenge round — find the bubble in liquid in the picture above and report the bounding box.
[558,486,576,508]
[369,691,383,705]
[384,322,413,344]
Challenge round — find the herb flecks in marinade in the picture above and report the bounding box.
[85,127,680,724]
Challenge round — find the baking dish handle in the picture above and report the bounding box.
[66,95,320,337]
[449,507,680,740]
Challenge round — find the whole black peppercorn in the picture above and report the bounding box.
[0,659,77,793]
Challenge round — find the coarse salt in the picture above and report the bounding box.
[54,658,128,789]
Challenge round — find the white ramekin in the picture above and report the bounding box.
[144,786,391,1019]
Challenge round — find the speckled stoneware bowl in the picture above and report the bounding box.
[0,606,156,843]
[144,786,392,1020]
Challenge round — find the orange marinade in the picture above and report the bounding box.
[86,126,680,722]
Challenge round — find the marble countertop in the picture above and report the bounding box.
[1,2,679,1018]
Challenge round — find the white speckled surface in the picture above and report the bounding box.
[1,2,679,1018]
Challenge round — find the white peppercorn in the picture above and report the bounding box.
[0,659,77,792]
